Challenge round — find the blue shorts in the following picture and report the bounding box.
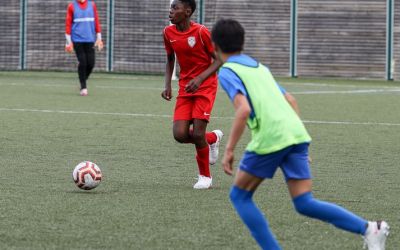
[239,143,312,181]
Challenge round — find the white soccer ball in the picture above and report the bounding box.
[72,161,102,190]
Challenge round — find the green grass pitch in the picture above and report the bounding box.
[0,71,399,249]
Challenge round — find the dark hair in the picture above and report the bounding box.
[211,19,245,53]
[179,0,196,16]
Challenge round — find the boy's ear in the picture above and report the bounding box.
[185,7,192,17]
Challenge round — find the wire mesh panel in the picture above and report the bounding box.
[204,0,291,76]
[297,0,387,78]
[394,0,400,80]
[0,0,399,79]
[112,0,170,73]
[0,2,20,70]
[25,0,108,71]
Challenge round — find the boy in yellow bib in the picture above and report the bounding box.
[212,19,389,250]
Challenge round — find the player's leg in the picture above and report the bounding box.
[85,43,95,81]
[283,143,389,248]
[230,170,281,250]
[172,120,192,143]
[288,179,368,234]
[188,128,222,146]
[230,151,289,249]
[73,43,88,92]
[192,118,212,189]
[192,94,223,165]
[173,96,193,143]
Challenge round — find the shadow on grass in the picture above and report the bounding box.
[65,189,119,194]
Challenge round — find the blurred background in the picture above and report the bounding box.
[0,0,398,79]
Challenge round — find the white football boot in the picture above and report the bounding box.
[363,221,390,250]
[80,88,88,96]
[209,130,223,165]
[193,175,212,189]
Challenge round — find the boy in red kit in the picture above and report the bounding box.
[65,0,103,96]
[162,0,223,189]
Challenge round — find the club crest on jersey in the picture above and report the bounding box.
[188,36,196,48]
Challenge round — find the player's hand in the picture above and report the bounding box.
[184,77,202,93]
[65,43,74,53]
[308,156,312,163]
[161,87,173,101]
[95,39,104,52]
[222,149,234,176]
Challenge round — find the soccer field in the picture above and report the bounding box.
[0,71,399,249]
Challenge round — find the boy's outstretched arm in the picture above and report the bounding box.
[284,92,300,115]
[162,53,175,101]
[185,52,222,93]
[283,91,311,162]
[222,93,251,175]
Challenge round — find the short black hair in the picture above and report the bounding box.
[179,0,196,16]
[212,19,245,53]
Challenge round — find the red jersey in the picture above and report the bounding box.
[163,22,218,96]
[65,0,101,35]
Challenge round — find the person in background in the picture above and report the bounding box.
[65,0,103,96]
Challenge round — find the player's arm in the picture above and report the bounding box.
[277,83,310,161]
[161,30,175,101]
[277,83,300,116]
[65,3,74,53]
[93,2,103,51]
[162,53,175,101]
[185,26,223,93]
[222,93,251,176]
[184,53,222,93]
[284,92,300,115]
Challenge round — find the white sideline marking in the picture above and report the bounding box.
[1,82,400,94]
[302,120,400,127]
[1,108,400,127]
[0,108,172,118]
[0,82,167,91]
[292,89,400,95]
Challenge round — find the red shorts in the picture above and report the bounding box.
[173,93,216,122]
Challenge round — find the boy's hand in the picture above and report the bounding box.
[185,77,202,93]
[222,149,234,176]
[65,43,74,53]
[161,87,172,101]
[95,39,104,52]
[65,34,73,53]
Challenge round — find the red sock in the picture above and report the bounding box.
[189,129,217,145]
[206,131,217,144]
[196,146,211,177]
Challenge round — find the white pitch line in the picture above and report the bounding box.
[302,120,400,127]
[1,82,400,95]
[0,82,168,91]
[292,89,400,95]
[1,108,400,127]
[0,108,173,118]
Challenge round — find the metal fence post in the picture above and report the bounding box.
[290,0,298,77]
[198,0,204,24]
[19,0,27,70]
[107,0,114,72]
[386,0,394,80]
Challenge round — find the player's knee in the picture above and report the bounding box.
[229,187,237,201]
[87,62,95,70]
[78,61,87,69]
[229,186,252,203]
[293,192,313,216]
[191,130,205,144]
[173,131,187,143]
